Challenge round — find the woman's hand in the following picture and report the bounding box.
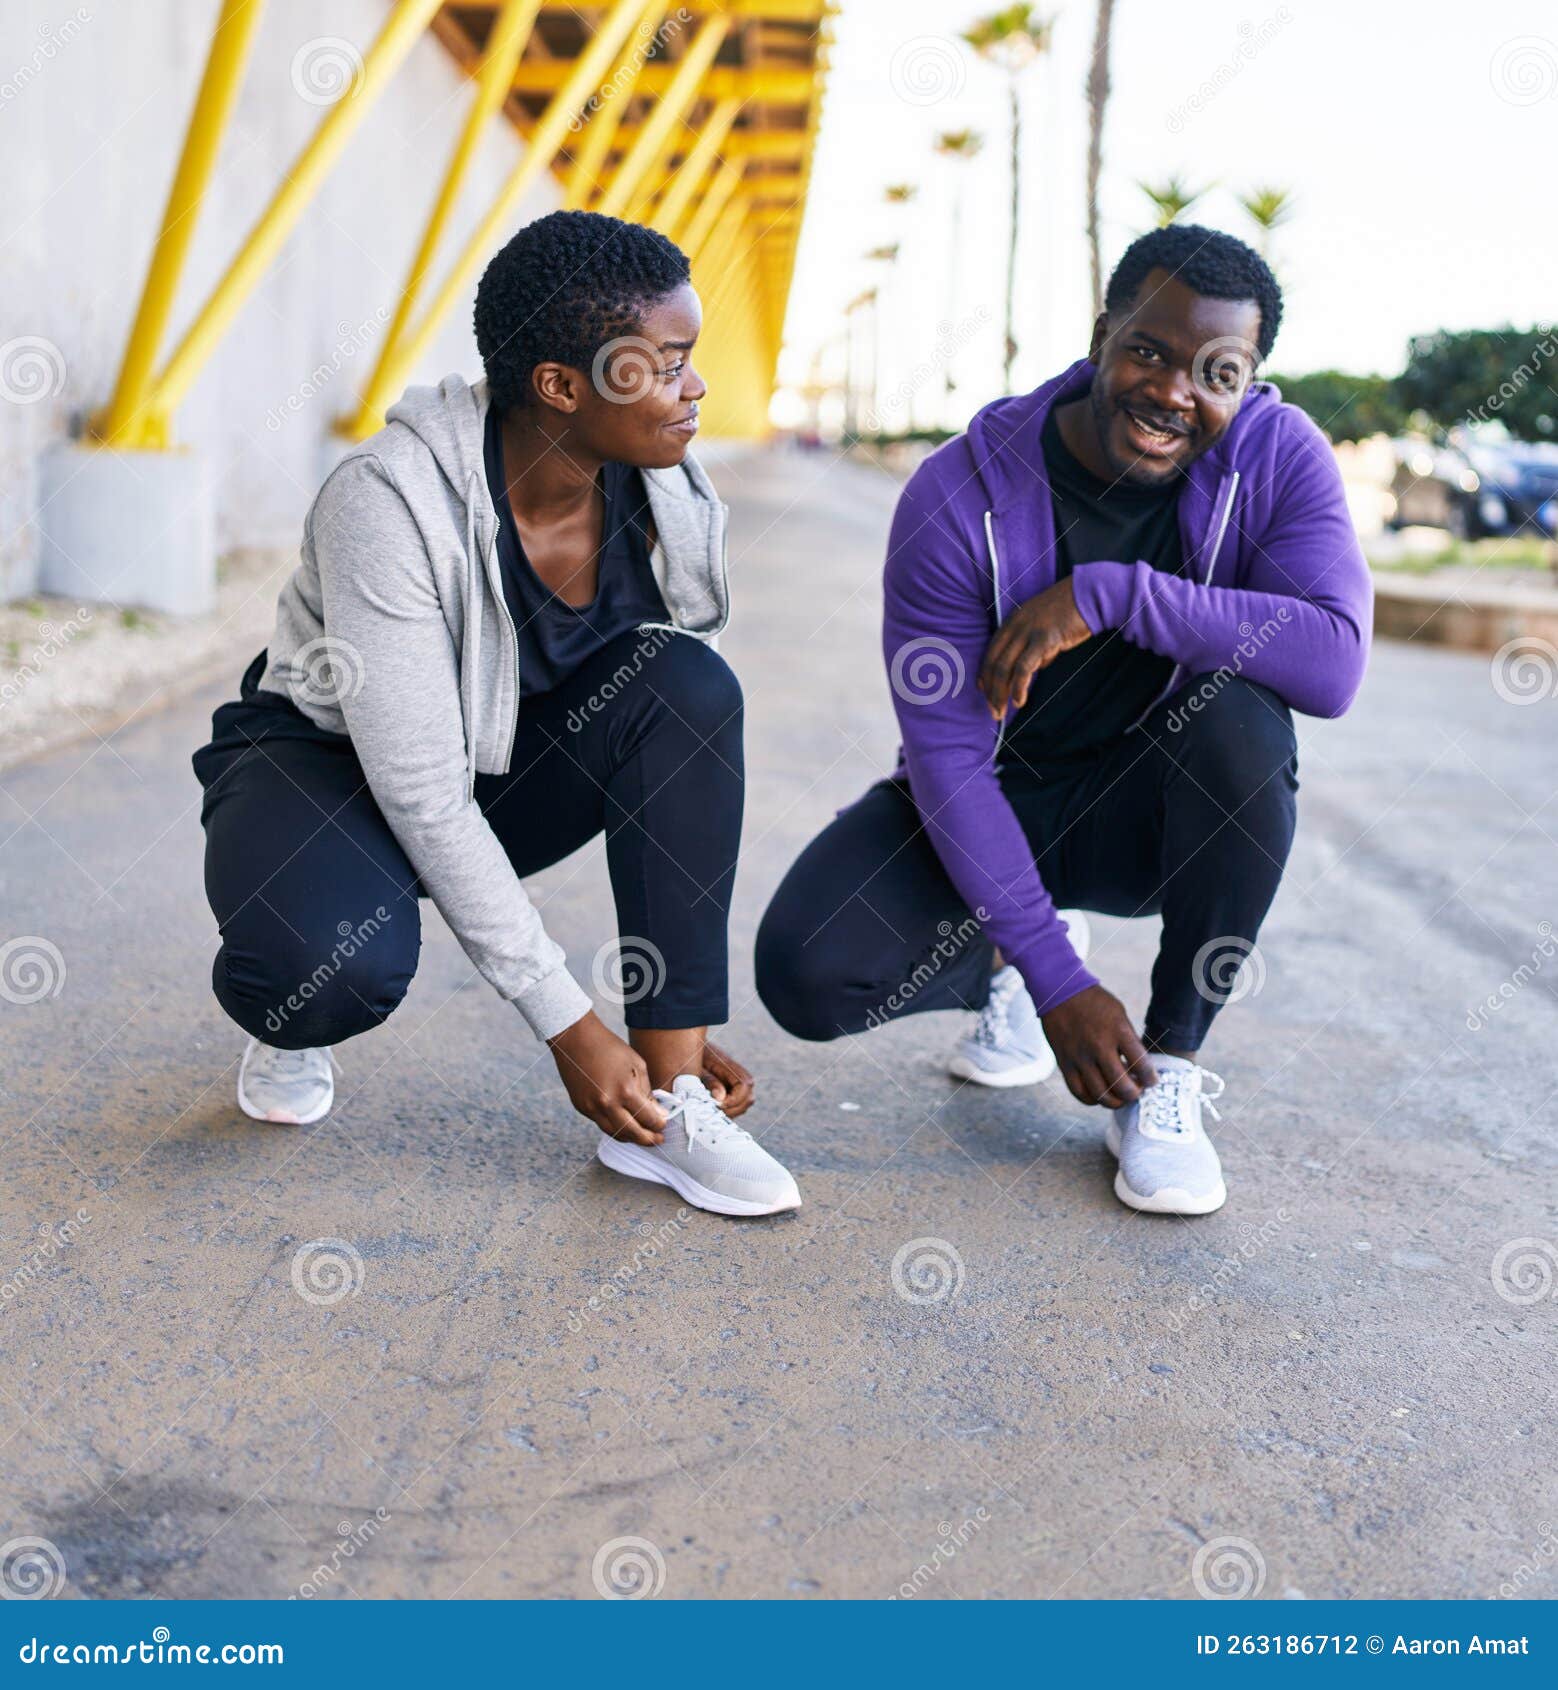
[547,1010,666,1144]
[699,1041,755,1118]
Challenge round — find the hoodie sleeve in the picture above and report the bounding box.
[308,455,594,1041]
[883,461,1098,1015]
[1069,407,1372,718]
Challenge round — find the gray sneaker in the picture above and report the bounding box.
[596,1075,801,1217]
[237,1037,338,1125]
[947,911,1092,1088]
[1105,1056,1227,1215]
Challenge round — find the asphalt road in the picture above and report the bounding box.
[2,445,1555,1601]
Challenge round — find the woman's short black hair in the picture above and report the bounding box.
[1105,223,1283,362]
[474,209,691,411]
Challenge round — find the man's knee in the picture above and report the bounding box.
[215,911,418,1047]
[754,903,848,1043]
[1165,675,1297,798]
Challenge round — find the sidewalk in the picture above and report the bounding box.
[1,445,1554,1600]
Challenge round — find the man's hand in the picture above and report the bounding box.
[699,1041,755,1118]
[1041,984,1157,1108]
[979,577,1093,718]
[548,1010,666,1145]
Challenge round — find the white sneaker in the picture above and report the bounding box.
[237,1037,338,1125]
[595,1075,801,1217]
[947,910,1092,1088]
[1105,1056,1227,1215]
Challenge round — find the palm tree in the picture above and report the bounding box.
[961,5,1056,392]
[1238,185,1294,259]
[1084,0,1115,319]
[1139,174,1209,229]
[935,128,984,420]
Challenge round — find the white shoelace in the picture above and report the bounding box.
[255,1043,340,1078]
[661,1085,753,1153]
[1138,1064,1224,1140]
[973,972,1023,1049]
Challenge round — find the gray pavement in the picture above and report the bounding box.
[2,445,1556,1601]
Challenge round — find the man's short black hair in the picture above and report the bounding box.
[474,209,691,411]
[1104,224,1282,362]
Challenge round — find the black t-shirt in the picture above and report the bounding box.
[1001,409,1183,773]
[484,408,669,695]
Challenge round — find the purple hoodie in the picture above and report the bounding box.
[881,356,1373,1016]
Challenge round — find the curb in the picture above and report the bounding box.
[1372,571,1558,655]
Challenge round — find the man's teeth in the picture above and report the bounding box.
[1130,413,1176,442]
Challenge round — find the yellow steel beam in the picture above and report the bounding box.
[619,125,802,165]
[461,0,826,17]
[94,0,268,447]
[346,0,541,439]
[142,0,446,432]
[594,14,731,220]
[650,95,740,236]
[562,3,667,209]
[347,0,662,435]
[679,154,745,259]
[508,64,812,102]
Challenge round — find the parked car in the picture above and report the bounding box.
[1387,435,1558,539]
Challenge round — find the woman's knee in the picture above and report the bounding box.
[214,905,419,1048]
[645,635,743,739]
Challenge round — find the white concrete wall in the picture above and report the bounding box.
[1,0,561,598]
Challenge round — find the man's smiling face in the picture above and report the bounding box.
[1085,269,1264,487]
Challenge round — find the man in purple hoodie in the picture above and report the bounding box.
[756,225,1372,1216]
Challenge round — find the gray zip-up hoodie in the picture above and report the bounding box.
[257,374,730,1041]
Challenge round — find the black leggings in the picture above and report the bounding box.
[756,675,1298,1052]
[193,631,744,1048]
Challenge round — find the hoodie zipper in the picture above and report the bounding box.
[985,468,1243,756]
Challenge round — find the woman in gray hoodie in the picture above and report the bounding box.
[191,211,800,1218]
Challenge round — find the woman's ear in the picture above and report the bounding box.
[531,361,583,414]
